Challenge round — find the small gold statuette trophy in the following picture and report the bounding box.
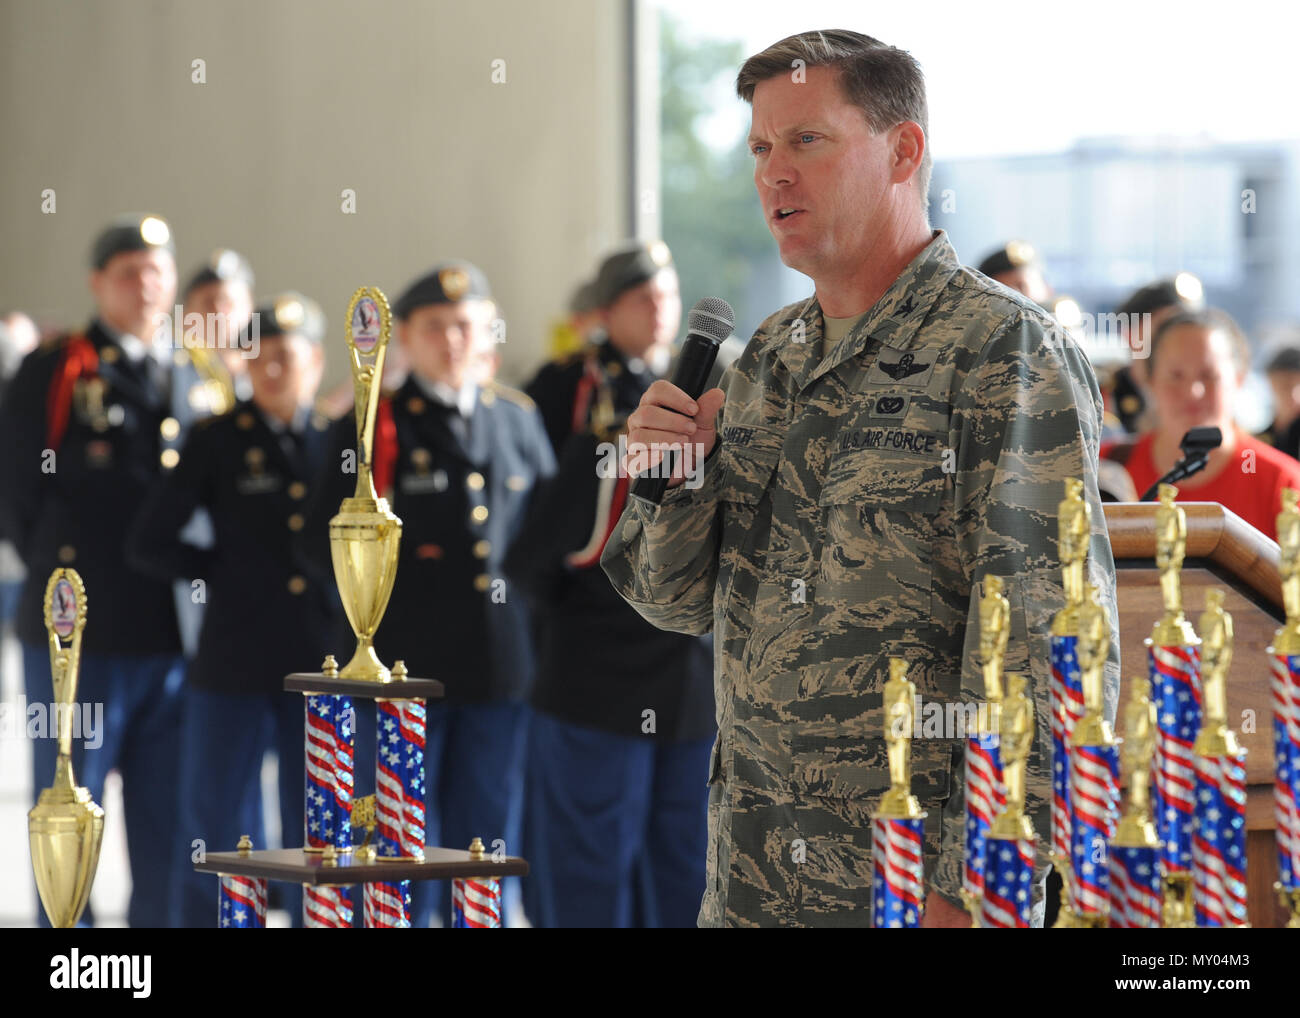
[1191,589,1249,927]
[871,659,927,928]
[960,576,1009,925]
[28,569,104,927]
[1271,488,1300,926]
[981,673,1037,927]
[1066,584,1120,927]
[1107,682,1163,927]
[331,287,403,682]
[1049,477,1090,927]
[1148,483,1200,928]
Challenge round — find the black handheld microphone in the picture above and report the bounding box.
[1139,425,1223,501]
[629,297,735,505]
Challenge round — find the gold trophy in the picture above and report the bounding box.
[1149,483,1199,928]
[960,576,1010,924]
[1274,489,1300,926]
[880,658,924,821]
[991,673,1035,842]
[27,569,104,927]
[1050,477,1091,928]
[1114,683,1160,848]
[330,287,403,681]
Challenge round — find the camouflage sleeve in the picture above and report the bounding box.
[931,311,1122,913]
[599,439,726,638]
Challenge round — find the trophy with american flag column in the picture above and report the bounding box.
[1147,484,1201,928]
[960,576,1008,926]
[1066,584,1120,927]
[1271,488,1300,928]
[1191,589,1248,927]
[1049,478,1089,927]
[872,658,927,929]
[981,672,1036,928]
[1108,682,1163,928]
[195,287,527,925]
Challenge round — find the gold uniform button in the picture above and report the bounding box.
[100,346,120,364]
[160,417,180,440]
[58,545,76,564]
[505,474,527,491]
[466,472,485,491]
[407,397,426,415]
[236,412,255,430]
[288,513,305,531]
[173,350,188,366]
[473,574,492,592]
[160,448,180,469]
[479,389,495,406]
[288,575,307,594]
[288,481,307,500]
[473,539,491,559]
[470,505,489,524]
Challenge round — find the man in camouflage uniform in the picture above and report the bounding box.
[601,29,1120,927]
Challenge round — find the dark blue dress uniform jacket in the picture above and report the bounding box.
[506,341,715,742]
[0,320,205,654]
[126,401,345,693]
[303,375,556,702]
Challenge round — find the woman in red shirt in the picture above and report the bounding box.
[1101,308,1300,541]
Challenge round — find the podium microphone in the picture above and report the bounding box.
[1139,425,1223,501]
[629,296,735,506]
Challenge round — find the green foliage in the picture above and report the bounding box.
[660,11,775,342]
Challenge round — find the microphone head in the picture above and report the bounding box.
[1181,426,1223,456]
[687,297,735,344]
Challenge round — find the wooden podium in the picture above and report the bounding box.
[1105,501,1289,927]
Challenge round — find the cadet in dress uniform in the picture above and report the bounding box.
[505,242,716,927]
[305,263,554,927]
[128,293,338,927]
[0,214,205,926]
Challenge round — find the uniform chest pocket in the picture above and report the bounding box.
[817,447,944,625]
[716,427,783,611]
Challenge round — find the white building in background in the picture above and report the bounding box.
[930,137,1300,352]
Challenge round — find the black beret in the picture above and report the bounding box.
[976,240,1039,278]
[1266,346,1300,374]
[393,262,492,319]
[569,279,600,315]
[184,248,254,296]
[90,213,175,269]
[593,241,674,308]
[1115,273,1204,318]
[248,292,325,345]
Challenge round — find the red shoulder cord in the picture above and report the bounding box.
[45,333,98,451]
[372,396,398,500]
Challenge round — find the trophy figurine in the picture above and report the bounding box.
[1049,477,1091,927]
[981,673,1037,928]
[1271,488,1300,927]
[330,287,403,682]
[960,576,1009,925]
[1108,681,1163,927]
[872,659,927,928]
[1146,483,1201,928]
[1192,589,1249,927]
[27,569,105,928]
[1067,584,1120,927]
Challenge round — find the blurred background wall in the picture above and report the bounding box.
[0,0,655,388]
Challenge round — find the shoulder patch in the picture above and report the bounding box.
[485,380,535,411]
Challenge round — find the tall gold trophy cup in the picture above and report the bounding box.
[27,569,104,927]
[330,287,403,682]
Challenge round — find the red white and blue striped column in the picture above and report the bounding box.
[1049,635,1083,881]
[452,878,502,927]
[980,835,1034,928]
[963,730,1004,917]
[218,874,266,928]
[1192,751,1248,926]
[1148,643,1201,887]
[1274,654,1300,902]
[363,697,426,928]
[304,693,354,928]
[872,816,926,928]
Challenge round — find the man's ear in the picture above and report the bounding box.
[891,120,925,186]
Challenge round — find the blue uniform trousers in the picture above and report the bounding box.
[23,643,186,928]
[170,684,306,927]
[524,712,711,927]
[401,701,528,928]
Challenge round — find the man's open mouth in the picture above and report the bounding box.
[774,207,803,221]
